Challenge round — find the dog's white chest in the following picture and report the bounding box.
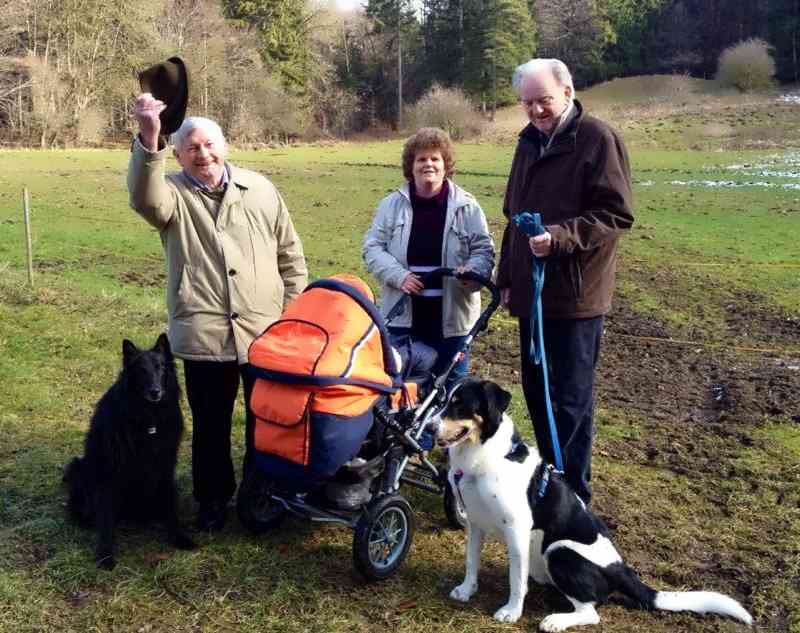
[454,464,533,538]
[447,415,539,539]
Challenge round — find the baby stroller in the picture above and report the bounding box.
[237,269,500,581]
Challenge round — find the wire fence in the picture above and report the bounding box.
[3,209,798,269]
[0,210,143,228]
[488,302,800,357]
[3,188,797,357]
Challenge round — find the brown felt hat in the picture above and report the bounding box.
[138,56,189,136]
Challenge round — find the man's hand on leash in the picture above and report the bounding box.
[500,287,511,308]
[529,231,553,257]
[134,93,165,151]
[400,272,424,295]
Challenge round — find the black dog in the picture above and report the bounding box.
[64,333,196,569]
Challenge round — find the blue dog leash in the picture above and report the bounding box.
[513,212,564,478]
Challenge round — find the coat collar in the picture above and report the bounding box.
[227,163,258,190]
[397,178,477,250]
[177,162,257,227]
[178,162,255,192]
[182,164,230,192]
[398,178,474,209]
[519,99,584,159]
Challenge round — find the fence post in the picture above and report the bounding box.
[23,187,33,286]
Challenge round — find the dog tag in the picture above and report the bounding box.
[147,426,157,435]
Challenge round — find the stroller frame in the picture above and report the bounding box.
[237,268,500,581]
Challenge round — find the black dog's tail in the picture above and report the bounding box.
[63,457,91,525]
[611,564,753,625]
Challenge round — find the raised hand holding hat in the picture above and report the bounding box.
[137,56,189,137]
[133,93,165,151]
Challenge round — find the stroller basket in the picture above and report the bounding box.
[247,274,401,492]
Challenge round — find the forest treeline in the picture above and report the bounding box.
[0,0,797,146]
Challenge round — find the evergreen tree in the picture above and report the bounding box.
[462,0,535,109]
[769,0,800,81]
[420,0,463,87]
[222,0,311,92]
[603,0,667,76]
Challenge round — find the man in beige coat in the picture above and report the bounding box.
[129,93,307,531]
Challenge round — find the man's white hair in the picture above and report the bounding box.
[172,117,226,150]
[512,58,574,95]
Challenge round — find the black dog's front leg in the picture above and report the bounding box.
[162,482,196,550]
[93,484,117,570]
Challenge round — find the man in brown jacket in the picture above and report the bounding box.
[129,93,308,530]
[496,59,634,504]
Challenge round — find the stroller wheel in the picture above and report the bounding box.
[443,481,467,530]
[353,494,414,581]
[236,467,286,534]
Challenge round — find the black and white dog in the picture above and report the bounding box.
[436,379,753,631]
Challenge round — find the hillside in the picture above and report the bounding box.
[489,75,800,152]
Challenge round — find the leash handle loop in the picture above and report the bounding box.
[512,211,564,472]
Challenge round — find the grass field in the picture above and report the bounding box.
[0,79,798,633]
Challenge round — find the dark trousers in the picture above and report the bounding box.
[183,360,255,506]
[388,327,469,384]
[518,316,603,504]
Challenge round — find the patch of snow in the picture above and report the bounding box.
[669,179,800,189]
[670,150,800,188]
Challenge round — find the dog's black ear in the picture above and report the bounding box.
[122,339,138,365]
[483,381,512,414]
[154,333,172,358]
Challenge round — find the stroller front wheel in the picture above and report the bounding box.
[353,494,414,581]
[236,467,286,534]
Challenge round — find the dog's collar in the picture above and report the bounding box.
[535,463,562,499]
[536,466,551,498]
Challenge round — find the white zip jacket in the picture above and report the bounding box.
[362,179,494,337]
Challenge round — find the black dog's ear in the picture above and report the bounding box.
[154,332,172,357]
[482,381,512,414]
[476,380,511,442]
[122,339,138,365]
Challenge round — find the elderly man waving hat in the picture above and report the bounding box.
[128,58,308,532]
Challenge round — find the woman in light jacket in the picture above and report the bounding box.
[362,127,494,382]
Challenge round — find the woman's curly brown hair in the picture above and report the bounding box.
[402,127,456,181]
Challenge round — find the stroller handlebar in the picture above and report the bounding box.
[385,267,501,328]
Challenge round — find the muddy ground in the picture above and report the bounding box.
[476,293,799,432]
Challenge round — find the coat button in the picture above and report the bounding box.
[231,312,239,320]
[229,269,237,276]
